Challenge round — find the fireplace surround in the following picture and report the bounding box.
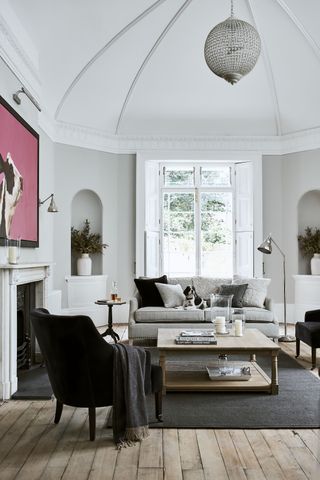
[0,263,50,400]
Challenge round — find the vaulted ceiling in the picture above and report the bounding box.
[9,0,320,139]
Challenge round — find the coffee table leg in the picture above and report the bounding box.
[271,351,279,395]
[250,354,256,362]
[159,351,166,395]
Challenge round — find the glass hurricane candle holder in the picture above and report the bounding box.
[5,238,21,264]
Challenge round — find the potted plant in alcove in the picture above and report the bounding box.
[298,227,320,275]
[71,219,108,275]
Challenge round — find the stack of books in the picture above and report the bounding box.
[175,330,217,345]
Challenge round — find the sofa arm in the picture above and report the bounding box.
[264,297,273,312]
[129,297,139,326]
[305,309,320,322]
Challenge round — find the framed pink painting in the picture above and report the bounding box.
[0,96,39,247]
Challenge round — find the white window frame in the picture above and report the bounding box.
[135,151,263,279]
[160,162,235,276]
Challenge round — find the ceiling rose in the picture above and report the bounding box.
[204,0,261,85]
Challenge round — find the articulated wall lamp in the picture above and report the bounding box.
[13,86,41,112]
[39,194,58,213]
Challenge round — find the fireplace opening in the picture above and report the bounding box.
[17,283,36,370]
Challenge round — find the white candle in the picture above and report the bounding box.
[215,316,226,333]
[235,319,243,336]
[8,246,17,264]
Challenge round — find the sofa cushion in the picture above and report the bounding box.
[155,283,185,308]
[168,277,194,291]
[204,307,274,323]
[192,277,232,301]
[134,275,168,307]
[218,284,248,307]
[233,276,271,308]
[135,307,206,323]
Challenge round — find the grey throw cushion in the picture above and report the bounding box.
[218,284,248,308]
[155,283,185,308]
[233,276,271,308]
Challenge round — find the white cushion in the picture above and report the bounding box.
[203,307,274,323]
[135,307,205,323]
[233,276,271,308]
[155,283,185,308]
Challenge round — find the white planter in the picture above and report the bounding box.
[77,253,92,276]
[311,253,320,275]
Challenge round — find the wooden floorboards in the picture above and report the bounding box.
[0,325,319,480]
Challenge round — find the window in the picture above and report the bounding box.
[161,164,234,277]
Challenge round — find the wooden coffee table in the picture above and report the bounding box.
[157,328,280,395]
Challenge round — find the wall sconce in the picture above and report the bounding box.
[13,86,41,112]
[39,194,58,213]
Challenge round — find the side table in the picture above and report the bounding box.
[95,300,126,343]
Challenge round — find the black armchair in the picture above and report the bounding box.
[30,308,162,440]
[295,309,320,369]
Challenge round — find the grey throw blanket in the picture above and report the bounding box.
[112,343,151,448]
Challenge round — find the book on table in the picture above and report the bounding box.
[180,329,215,337]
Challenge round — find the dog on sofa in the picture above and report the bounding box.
[183,286,205,310]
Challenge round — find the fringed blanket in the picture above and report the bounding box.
[112,343,151,448]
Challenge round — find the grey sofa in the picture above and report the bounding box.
[129,276,279,343]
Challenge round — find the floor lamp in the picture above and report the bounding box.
[257,235,295,342]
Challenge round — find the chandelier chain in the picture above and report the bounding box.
[231,0,234,17]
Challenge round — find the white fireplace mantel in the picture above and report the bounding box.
[0,263,51,400]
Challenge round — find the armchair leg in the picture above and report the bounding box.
[295,338,300,358]
[155,391,163,422]
[311,348,317,370]
[89,407,96,441]
[54,400,63,424]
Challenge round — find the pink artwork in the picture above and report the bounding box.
[0,96,39,247]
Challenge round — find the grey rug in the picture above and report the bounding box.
[147,351,320,429]
[12,366,53,400]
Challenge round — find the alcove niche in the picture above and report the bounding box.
[71,190,103,275]
[297,190,320,274]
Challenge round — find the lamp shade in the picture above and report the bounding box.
[47,195,58,213]
[204,16,261,85]
[257,236,272,254]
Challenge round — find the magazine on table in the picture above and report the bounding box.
[206,365,251,381]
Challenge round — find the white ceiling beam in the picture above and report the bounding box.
[55,0,168,120]
[115,0,194,134]
[274,0,320,63]
[247,0,282,136]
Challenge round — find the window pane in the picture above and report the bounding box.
[200,192,233,276]
[164,167,194,186]
[201,166,231,186]
[163,192,195,276]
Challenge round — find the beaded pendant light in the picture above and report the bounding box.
[204,0,261,85]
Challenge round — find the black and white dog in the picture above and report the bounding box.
[183,285,205,310]
[0,152,23,239]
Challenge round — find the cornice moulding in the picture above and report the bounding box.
[0,13,41,99]
[40,119,320,156]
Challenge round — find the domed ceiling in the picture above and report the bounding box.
[9,0,320,139]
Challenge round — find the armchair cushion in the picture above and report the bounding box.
[305,310,320,322]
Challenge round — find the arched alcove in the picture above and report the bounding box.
[71,190,103,275]
[297,190,320,274]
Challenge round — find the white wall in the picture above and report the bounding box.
[0,57,55,282]
[263,149,320,309]
[53,143,135,321]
